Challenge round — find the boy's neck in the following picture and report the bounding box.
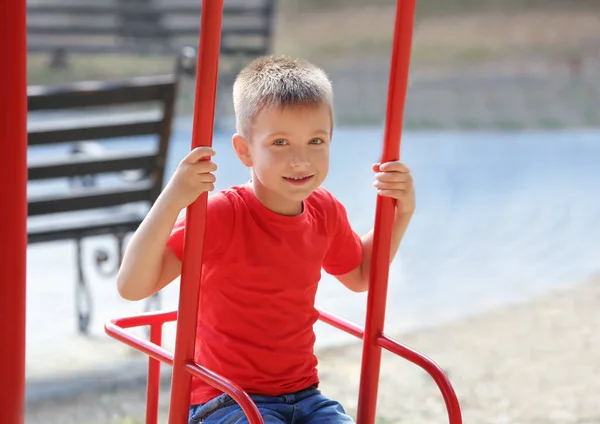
[249,179,304,216]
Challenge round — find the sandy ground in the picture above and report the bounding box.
[25,275,600,424]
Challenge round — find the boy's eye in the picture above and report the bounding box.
[310,138,323,145]
[273,139,287,146]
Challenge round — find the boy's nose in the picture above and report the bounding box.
[290,151,310,168]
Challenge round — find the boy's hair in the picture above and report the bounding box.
[232,55,333,138]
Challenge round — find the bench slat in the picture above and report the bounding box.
[27,24,270,38]
[28,211,145,243]
[27,3,270,16]
[28,116,163,145]
[28,180,154,216]
[28,152,157,180]
[27,42,268,57]
[28,75,176,111]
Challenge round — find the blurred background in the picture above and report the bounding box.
[23,0,600,423]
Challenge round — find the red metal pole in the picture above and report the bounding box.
[168,0,224,422]
[356,0,416,423]
[0,0,28,423]
[146,324,163,424]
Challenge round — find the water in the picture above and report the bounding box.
[165,118,600,343]
[25,115,600,377]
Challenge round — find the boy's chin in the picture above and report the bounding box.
[273,187,312,204]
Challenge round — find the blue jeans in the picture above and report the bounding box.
[188,386,355,423]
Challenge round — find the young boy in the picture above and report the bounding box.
[117,56,415,424]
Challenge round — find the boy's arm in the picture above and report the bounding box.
[117,146,217,301]
[335,212,412,293]
[117,194,183,301]
[335,160,415,292]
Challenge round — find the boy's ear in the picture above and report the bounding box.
[232,133,253,167]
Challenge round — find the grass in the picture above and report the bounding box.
[491,119,527,131]
[27,4,599,87]
[285,0,597,16]
[537,117,564,129]
[27,53,176,85]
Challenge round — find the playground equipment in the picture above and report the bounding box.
[1,1,27,423]
[1,0,462,423]
[105,1,462,423]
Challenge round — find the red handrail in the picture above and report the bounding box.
[1,1,28,423]
[318,308,462,423]
[105,314,263,424]
[105,0,463,422]
[357,0,421,422]
[106,307,462,423]
[167,0,224,423]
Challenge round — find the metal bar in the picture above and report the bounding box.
[0,0,27,422]
[104,315,263,423]
[168,1,224,422]
[356,1,417,423]
[111,310,178,329]
[104,321,174,366]
[185,362,263,424]
[106,308,461,424]
[318,307,462,423]
[377,335,462,423]
[317,308,364,339]
[146,324,163,424]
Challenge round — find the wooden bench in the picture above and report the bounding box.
[27,0,276,68]
[27,67,181,334]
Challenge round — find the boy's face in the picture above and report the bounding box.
[233,102,332,215]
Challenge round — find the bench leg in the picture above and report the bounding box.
[75,238,93,334]
[94,232,125,278]
[49,47,68,69]
[79,232,161,336]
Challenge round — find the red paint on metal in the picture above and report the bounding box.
[378,335,462,423]
[146,324,163,424]
[0,0,28,423]
[104,0,462,422]
[356,0,418,422]
[105,315,263,423]
[167,0,225,422]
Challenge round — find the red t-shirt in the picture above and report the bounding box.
[167,184,362,405]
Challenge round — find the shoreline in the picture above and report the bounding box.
[317,275,600,423]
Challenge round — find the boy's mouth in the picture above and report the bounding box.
[283,174,315,185]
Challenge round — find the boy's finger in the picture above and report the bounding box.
[372,163,381,172]
[375,171,411,183]
[194,160,218,173]
[379,161,409,172]
[373,180,410,190]
[186,146,216,163]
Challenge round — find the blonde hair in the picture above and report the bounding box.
[232,55,333,138]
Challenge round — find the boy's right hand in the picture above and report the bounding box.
[163,146,217,210]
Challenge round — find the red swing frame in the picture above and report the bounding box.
[105,1,462,423]
[1,0,462,423]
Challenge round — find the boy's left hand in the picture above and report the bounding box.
[372,161,415,218]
